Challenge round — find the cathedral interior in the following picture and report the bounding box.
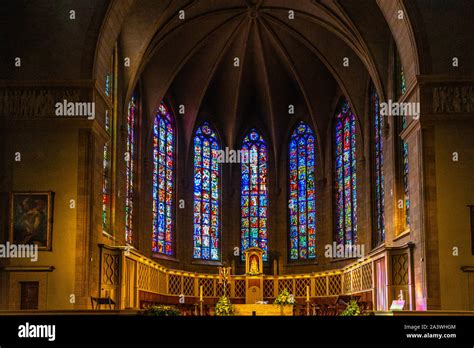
[0,0,474,317]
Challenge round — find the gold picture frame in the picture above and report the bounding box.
[9,191,54,251]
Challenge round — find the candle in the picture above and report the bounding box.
[306,285,310,301]
[199,286,203,301]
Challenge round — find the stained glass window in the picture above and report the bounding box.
[395,47,410,231]
[105,75,111,97]
[102,45,116,237]
[403,139,410,228]
[395,51,406,97]
[152,103,175,255]
[125,96,136,245]
[105,110,110,133]
[105,51,114,98]
[102,142,111,234]
[400,67,406,95]
[106,44,119,131]
[289,122,316,260]
[334,100,357,245]
[397,115,410,231]
[193,122,220,260]
[241,129,268,261]
[372,89,385,246]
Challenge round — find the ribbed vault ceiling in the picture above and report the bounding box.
[120,0,393,169]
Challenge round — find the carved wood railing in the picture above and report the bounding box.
[99,244,379,310]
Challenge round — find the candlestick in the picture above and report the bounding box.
[199,285,204,316]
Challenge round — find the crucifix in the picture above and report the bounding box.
[218,266,232,297]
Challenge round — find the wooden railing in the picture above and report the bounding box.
[98,244,377,309]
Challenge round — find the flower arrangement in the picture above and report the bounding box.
[340,299,361,316]
[143,305,181,316]
[273,289,295,306]
[215,296,234,316]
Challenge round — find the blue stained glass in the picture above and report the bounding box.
[398,107,410,231]
[105,74,111,97]
[152,102,175,256]
[241,129,268,260]
[289,121,317,260]
[400,67,406,95]
[403,141,410,228]
[372,89,385,246]
[334,100,357,245]
[102,142,110,234]
[193,122,220,260]
[125,96,136,245]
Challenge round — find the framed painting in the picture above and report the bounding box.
[9,191,54,251]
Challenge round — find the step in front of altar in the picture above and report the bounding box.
[233,304,293,316]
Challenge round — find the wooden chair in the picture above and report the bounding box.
[90,296,116,310]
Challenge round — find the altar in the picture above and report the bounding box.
[243,247,265,304]
[231,248,294,315]
[233,304,293,316]
[210,247,297,316]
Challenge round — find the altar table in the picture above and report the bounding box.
[233,304,293,316]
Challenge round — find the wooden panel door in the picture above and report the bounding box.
[20,281,39,310]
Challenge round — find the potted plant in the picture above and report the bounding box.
[273,289,295,316]
[215,296,234,316]
[340,299,361,316]
[143,305,181,316]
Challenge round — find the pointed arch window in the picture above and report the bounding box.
[400,67,406,96]
[289,121,316,260]
[102,142,111,234]
[241,129,268,261]
[102,44,117,237]
[334,100,357,245]
[193,123,220,260]
[152,103,175,256]
[395,50,406,98]
[399,117,410,230]
[372,88,385,246]
[393,118,411,235]
[394,45,410,233]
[125,95,137,245]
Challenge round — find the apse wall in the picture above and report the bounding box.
[435,121,474,310]
[1,0,473,312]
[0,129,79,310]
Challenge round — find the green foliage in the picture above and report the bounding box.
[340,299,361,316]
[143,305,181,316]
[273,289,295,306]
[215,296,234,316]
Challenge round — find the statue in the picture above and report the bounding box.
[250,255,259,273]
[244,247,264,275]
[243,247,265,304]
